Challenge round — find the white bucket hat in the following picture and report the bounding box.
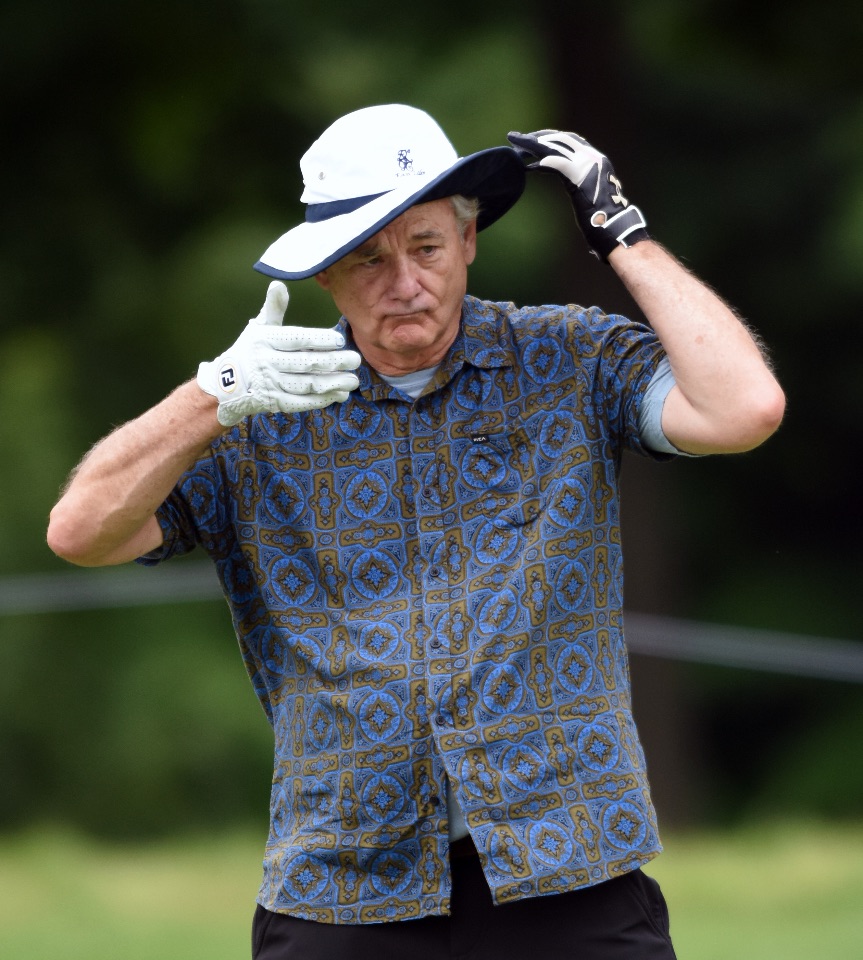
[253,104,526,280]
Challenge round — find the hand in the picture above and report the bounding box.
[197,281,362,426]
[507,129,649,261]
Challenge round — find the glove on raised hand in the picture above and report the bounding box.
[507,129,649,261]
[197,281,361,426]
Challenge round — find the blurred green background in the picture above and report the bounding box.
[1,0,862,956]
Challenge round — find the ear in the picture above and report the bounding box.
[462,218,478,266]
[314,270,330,290]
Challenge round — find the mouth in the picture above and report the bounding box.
[387,307,430,320]
[385,310,430,323]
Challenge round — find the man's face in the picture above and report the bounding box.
[315,198,477,376]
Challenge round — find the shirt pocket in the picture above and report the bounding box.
[457,426,540,528]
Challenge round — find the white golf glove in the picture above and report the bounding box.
[507,129,649,261]
[197,281,362,426]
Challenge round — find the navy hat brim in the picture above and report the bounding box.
[253,146,526,281]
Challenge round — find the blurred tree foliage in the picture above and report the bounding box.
[1,0,860,835]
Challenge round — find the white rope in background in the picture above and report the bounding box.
[2,565,861,683]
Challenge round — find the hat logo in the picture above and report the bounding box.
[397,149,413,172]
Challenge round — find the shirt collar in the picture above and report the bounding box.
[339,295,514,401]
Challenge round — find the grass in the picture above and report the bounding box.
[648,819,863,959]
[0,828,263,959]
[1,820,861,959]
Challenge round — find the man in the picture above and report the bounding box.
[48,104,784,959]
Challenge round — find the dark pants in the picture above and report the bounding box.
[251,844,677,960]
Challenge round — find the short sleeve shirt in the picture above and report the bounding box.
[143,295,669,923]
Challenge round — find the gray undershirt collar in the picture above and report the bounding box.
[377,366,439,400]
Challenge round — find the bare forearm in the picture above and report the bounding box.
[47,380,222,566]
[609,240,785,453]
[506,129,784,453]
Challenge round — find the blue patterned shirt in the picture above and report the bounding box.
[143,294,669,923]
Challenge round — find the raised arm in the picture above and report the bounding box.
[608,240,784,453]
[47,282,361,567]
[507,129,785,454]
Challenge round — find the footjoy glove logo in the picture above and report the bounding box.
[219,363,237,392]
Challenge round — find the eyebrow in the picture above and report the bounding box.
[412,229,446,242]
[351,228,446,260]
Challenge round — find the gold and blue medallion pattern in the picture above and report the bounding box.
[145,295,669,923]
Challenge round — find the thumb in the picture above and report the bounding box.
[254,280,290,326]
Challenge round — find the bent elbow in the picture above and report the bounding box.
[46,505,108,567]
[764,382,786,434]
[753,380,786,441]
[48,502,163,567]
[47,511,91,567]
[733,381,786,451]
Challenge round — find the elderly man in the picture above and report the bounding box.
[48,104,784,960]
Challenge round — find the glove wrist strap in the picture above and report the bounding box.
[584,204,650,261]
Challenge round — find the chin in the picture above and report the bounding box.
[385,325,437,348]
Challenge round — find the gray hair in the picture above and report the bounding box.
[450,194,480,237]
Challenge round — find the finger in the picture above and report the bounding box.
[261,325,353,353]
[254,280,290,326]
[508,130,568,159]
[261,347,362,373]
[535,131,588,152]
[508,129,559,144]
[274,390,353,414]
[274,372,360,395]
[328,349,362,371]
[539,153,596,189]
[507,131,547,159]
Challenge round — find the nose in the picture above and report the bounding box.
[388,255,423,302]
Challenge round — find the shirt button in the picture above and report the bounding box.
[429,795,441,806]
[429,565,443,579]
[434,715,446,726]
